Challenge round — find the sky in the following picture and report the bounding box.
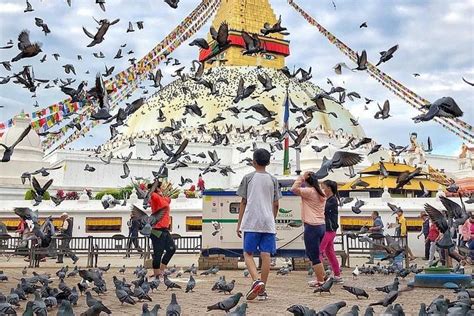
[0,0,472,156]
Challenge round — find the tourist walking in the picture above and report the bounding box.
[467,214,474,261]
[56,212,79,264]
[427,219,441,266]
[149,181,176,279]
[197,173,205,191]
[125,214,143,258]
[417,212,430,260]
[291,171,327,287]
[367,211,384,264]
[319,179,342,283]
[391,209,415,261]
[460,212,472,247]
[236,148,281,301]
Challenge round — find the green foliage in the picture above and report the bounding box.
[24,189,50,200]
[94,186,133,200]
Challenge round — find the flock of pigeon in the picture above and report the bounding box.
[0,258,472,315]
[0,0,470,172]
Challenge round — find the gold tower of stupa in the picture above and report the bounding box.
[121,0,365,143]
[199,0,290,68]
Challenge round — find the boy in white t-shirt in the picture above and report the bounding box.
[236,148,281,301]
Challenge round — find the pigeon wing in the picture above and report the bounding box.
[130,204,148,221]
[216,22,229,46]
[241,31,254,49]
[383,100,390,116]
[424,204,449,233]
[32,176,42,193]
[210,26,218,41]
[10,124,32,149]
[41,179,53,192]
[14,207,34,220]
[359,50,367,67]
[439,196,463,219]
[18,30,31,50]
[387,44,399,55]
[330,151,363,168]
[173,139,189,157]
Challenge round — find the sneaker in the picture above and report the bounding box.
[257,291,268,301]
[333,276,344,284]
[246,280,265,301]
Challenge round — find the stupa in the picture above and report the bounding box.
[0,112,45,198]
[117,0,365,144]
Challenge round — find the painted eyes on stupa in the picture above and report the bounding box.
[263,54,275,60]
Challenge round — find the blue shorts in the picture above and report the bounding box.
[243,232,276,255]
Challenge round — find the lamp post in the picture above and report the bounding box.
[295,147,301,175]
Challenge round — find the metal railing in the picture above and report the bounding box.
[0,234,202,268]
[1,232,410,268]
[344,233,409,268]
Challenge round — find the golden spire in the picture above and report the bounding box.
[199,0,290,68]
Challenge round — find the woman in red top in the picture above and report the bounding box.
[149,181,176,278]
[427,221,440,266]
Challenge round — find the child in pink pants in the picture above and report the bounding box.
[319,180,342,282]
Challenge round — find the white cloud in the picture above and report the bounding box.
[0,3,23,14]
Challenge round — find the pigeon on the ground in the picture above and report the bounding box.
[166,293,181,315]
[376,278,399,293]
[57,299,75,316]
[317,301,347,316]
[313,277,334,294]
[342,285,369,299]
[185,275,195,293]
[0,294,16,315]
[369,290,398,307]
[141,303,161,316]
[226,303,248,316]
[163,275,182,290]
[207,292,243,312]
[115,286,136,305]
[287,304,317,316]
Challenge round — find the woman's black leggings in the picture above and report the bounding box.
[150,230,176,268]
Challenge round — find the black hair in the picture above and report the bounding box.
[147,181,162,190]
[322,179,340,203]
[306,173,325,197]
[253,148,271,166]
[373,211,379,216]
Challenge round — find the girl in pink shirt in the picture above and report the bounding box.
[291,171,326,287]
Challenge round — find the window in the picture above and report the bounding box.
[229,202,240,214]
[186,216,202,232]
[340,216,372,231]
[0,218,63,232]
[0,218,21,231]
[405,217,423,232]
[86,217,122,233]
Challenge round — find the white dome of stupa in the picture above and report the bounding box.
[0,112,43,158]
[0,112,45,188]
